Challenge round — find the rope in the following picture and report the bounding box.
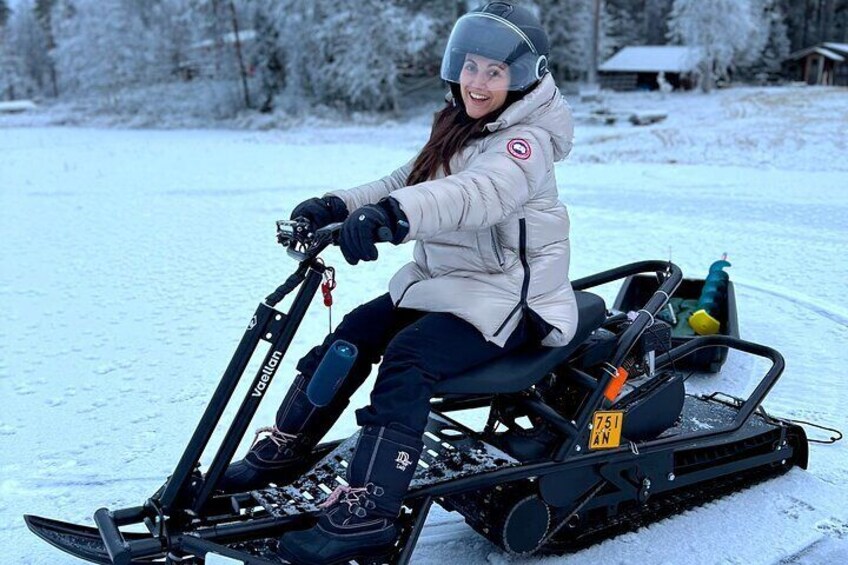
[783,418,843,445]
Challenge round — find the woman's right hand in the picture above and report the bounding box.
[290,195,349,232]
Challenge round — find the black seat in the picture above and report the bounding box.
[435,291,607,395]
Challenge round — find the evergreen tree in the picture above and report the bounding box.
[781,0,847,51]
[251,0,284,112]
[391,0,447,81]
[301,0,407,111]
[737,0,790,80]
[607,0,645,49]
[4,0,49,96]
[1,0,11,28]
[835,1,848,43]
[258,0,430,112]
[2,1,41,100]
[33,0,58,95]
[538,0,614,81]
[644,0,674,44]
[762,5,791,74]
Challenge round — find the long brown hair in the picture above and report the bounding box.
[406,92,517,186]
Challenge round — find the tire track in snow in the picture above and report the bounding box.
[734,278,848,328]
[22,476,162,489]
[776,523,848,564]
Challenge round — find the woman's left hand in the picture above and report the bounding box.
[338,199,408,265]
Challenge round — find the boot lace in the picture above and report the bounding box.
[319,484,369,511]
[251,426,299,452]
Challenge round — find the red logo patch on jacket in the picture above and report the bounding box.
[506,138,532,160]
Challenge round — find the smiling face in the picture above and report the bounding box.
[459,53,511,119]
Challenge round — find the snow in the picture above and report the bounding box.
[822,42,848,55]
[787,46,847,62]
[2,84,848,564]
[0,100,38,114]
[190,29,258,50]
[599,46,702,73]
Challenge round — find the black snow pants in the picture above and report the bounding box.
[295,293,533,437]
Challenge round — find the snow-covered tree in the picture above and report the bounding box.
[0,1,13,100]
[250,0,284,112]
[780,0,847,52]
[667,0,759,91]
[760,7,791,76]
[1,0,44,100]
[153,0,204,79]
[256,0,430,113]
[34,0,59,95]
[607,0,645,50]
[644,0,674,44]
[0,2,49,97]
[302,0,409,112]
[737,0,791,81]
[49,0,162,96]
[1,2,22,99]
[186,0,232,78]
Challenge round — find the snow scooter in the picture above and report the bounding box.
[25,219,809,564]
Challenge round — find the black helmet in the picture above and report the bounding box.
[440,2,550,91]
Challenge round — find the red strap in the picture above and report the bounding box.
[321,267,336,307]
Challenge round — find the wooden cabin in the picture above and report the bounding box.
[785,43,848,86]
[598,46,701,91]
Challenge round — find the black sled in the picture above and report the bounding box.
[25,220,809,564]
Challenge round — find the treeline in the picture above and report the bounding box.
[1,0,846,113]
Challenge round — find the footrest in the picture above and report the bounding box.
[253,413,518,518]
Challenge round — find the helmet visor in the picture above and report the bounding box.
[440,13,544,91]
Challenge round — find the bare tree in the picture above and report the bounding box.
[34,0,58,96]
[587,0,601,84]
[227,0,250,108]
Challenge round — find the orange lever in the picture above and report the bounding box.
[604,367,629,403]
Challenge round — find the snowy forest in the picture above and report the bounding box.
[1,0,847,118]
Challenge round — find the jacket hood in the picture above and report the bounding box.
[484,74,573,161]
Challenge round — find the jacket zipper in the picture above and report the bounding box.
[493,302,522,337]
[494,218,530,337]
[518,218,530,304]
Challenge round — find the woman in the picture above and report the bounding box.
[227,3,578,562]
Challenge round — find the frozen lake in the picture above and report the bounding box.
[1,85,847,564]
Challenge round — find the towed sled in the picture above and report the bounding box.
[25,221,809,564]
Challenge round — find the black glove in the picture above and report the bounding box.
[290,195,349,231]
[338,198,409,265]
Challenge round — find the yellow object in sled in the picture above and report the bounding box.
[689,309,721,335]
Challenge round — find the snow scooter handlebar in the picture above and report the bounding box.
[277,219,392,262]
[265,219,393,308]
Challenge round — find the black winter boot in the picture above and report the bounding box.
[276,424,422,565]
[219,375,348,492]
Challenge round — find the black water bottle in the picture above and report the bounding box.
[306,340,358,407]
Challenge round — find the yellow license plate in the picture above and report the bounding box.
[589,411,624,450]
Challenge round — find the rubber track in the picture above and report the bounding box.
[540,459,793,554]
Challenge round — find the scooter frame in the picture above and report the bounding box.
[24,223,808,565]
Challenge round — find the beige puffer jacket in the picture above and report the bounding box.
[330,74,577,348]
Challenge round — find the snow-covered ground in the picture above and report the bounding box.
[1,85,847,564]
